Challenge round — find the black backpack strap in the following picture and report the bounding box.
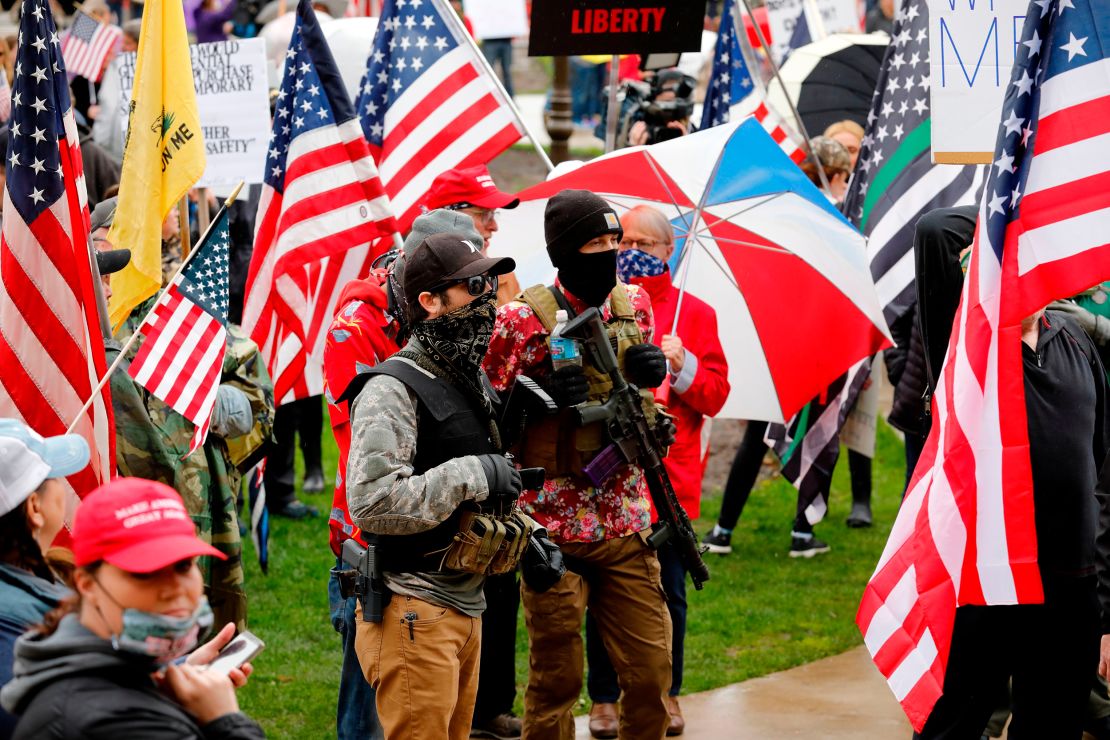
[547,285,575,317]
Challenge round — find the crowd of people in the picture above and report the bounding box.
[0,0,1108,739]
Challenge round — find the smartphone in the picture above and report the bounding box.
[207,631,265,676]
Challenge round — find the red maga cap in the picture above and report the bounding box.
[423,165,520,211]
[73,478,225,572]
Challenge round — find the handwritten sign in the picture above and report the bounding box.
[928,0,1028,164]
[116,38,270,188]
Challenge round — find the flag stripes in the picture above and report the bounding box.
[359,0,523,232]
[0,0,114,523]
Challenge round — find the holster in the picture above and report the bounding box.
[342,539,392,623]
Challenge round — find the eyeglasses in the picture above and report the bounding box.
[463,207,499,226]
[432,273,499,296]
[620,238,658,251]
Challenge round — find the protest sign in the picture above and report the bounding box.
[527,0,706,56]
[764,0,861,63]
[927,0,1027,164]
[463,0,529,40]
[115,38,270,188]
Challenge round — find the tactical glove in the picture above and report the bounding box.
[544,364,589,407]
[478,454,523,505]
[625,343,668,388]
[522,527,566,593]
[654,413,677,450]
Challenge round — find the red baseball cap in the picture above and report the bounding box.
[73,478,225,572]
[423,165,520,211]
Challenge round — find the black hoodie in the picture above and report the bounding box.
[0,615,264,740]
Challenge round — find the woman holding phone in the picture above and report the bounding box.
[1,478,264,739]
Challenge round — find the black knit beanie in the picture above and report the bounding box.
[544,190,623,267]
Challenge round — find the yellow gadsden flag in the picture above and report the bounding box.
[107,0,205,328]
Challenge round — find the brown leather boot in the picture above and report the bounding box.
[588,702,619,739]
[665,694,685,736]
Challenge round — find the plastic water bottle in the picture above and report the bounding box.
[550,310,583,370]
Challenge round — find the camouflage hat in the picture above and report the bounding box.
[89,196,118,233]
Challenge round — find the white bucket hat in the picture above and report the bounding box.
[0,419,89,517]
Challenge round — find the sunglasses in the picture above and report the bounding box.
[432,273,498,296]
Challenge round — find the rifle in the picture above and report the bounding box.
[561,308,710,589]
[498,375,557,450]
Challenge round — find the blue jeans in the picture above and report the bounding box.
[328,561,383,740]
[586,542,686,700]
[481,38,515,98]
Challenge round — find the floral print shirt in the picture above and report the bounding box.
[482,280,656,544]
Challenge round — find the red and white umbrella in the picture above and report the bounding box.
[487,117,891,422]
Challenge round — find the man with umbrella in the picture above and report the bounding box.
[483,190,674,737]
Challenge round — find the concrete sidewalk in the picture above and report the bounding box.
[573,646,912,739]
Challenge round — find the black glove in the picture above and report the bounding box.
[522,528,565,593]
[544,364,589,408]
[478,454,523,505]
[655,414,677,449]
[625,343,667,388]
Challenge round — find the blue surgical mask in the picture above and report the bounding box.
[617,249,668,282]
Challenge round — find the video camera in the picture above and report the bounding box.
[615,68,696,146]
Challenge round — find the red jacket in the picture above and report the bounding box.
[629,271,730,519]
[322,273,399,556]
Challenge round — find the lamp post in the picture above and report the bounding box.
[547,56,574,165]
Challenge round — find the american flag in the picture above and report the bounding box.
[843,0,983,326]
[358,0,524,231]
[701,2,805,164]
[858,0,1110,729]
[0,0,115,522]
[127,208,231,456]
[241,0,398,404]
[60,10,122,82]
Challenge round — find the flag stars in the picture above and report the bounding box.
[1060,32,1087,62]
[912,97,927,114]
[1010,185,1022,208]
[1013,70,1034,97]
[1021,123,1034,147]
[30,36,45,52]
[30,97,46,114]
[1023,30,1042,58]
[994,150,1015,175]
[1058,0,1075,13]
[30,126,46,143]
[433,36,447,51]
[421,15,434,29]
[1002,110,1024,136]
[31,66,46,83]
[988,193,1007,217]
[29,187,44,204]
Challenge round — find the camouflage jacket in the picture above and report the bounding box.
[346,340,490,616]
[108,302,275,630]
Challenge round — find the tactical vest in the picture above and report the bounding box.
[357,358,497,573]
[515,282,659,478]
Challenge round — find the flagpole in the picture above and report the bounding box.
[85,234,113,340]
[603,54,620,153]
[66,181,245,434]
[435,0,555,173]
[735,0,832,197]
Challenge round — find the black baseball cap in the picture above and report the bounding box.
[95,248,131,275]
[404,232,515,307]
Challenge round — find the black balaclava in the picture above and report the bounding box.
[544,190,623,307]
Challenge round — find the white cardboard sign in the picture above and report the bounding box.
[765,0,862,64]
[462,0,529,41]
[115,38,271,188]
[927,0,1028,164]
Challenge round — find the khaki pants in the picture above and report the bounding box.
[355,594,481,739]
[522,534,672,739]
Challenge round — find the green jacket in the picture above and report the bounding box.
[107,303,275,630]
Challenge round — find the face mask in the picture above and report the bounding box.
[415,290,497,376]
[558,249,618,307]
[95,579,214,664]
[617,249,668,282]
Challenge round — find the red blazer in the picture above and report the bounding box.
[629,271,730,519]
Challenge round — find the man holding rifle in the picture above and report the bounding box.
[484,190,690,739]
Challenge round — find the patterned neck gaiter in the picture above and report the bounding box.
[412,291,498,400]
[617,248,668,283]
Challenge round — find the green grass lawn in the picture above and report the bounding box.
[237,417,906,737]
